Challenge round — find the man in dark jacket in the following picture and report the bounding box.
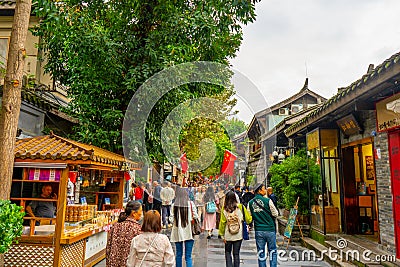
[249,183,278,267]
[241,186,255,208]
[267,187,279,215]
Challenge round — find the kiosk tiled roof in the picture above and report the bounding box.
[285,51,400,137]
[15,133,141,169]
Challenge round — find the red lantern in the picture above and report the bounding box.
[69,171,78,183]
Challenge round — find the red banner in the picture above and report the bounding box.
[221,150,237,176]
[389,131,400,258]
[180,153,189,173]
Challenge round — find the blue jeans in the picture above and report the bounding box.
[255,231,277,267]
[161,205,171,226]
[175,239,194,267]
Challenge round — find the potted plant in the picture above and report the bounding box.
[0,200,25,266]
[269,149,320,224]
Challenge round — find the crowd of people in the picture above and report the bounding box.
[106,180,280,267]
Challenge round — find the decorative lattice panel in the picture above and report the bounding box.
[4,244,54,267]
[60,239,85,267]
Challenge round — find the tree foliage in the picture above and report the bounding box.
[33,0,260,163]
[0,200,24,254]
[269,149,321,215]
[221,118,247,137]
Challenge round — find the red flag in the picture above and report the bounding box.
[221,150,237,176]
[180,153,189,173]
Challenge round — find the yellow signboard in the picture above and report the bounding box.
[376,92,400,132]
[307,130,320,150]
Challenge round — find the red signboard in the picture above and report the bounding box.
[389,130,400,258]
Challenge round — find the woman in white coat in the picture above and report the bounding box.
[170,186,199,267]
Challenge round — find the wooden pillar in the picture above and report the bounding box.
[53,168,68,267]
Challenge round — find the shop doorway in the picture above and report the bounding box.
[342,141,379,239]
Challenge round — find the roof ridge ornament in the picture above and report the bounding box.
[301,78,309,91]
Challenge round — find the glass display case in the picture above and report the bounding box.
[307,128,341,234]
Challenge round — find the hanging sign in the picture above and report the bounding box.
[336,114,362,136]
[376,92,400,132]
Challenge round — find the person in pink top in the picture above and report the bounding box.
[203,186,219,239]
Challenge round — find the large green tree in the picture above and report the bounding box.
[221,118,247,137]
[33,0,260,163]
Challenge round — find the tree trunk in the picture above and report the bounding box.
[0,0,32,201]
[0,2,32,265]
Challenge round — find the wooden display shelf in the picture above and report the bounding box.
[19,235,54,244]
[11,197,58,202]
[60,230,93,245]
[12,179,60,182]
[60,224,113,245]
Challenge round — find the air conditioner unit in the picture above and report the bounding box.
[291,104,303,114]
[278,108,289,115]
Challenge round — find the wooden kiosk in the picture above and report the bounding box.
[5,134,141,267]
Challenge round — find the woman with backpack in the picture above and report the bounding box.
[170,186,199,267]
[202,186,219,239]
[219,191,252,267]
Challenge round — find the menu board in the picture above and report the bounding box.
[365,156,375,180]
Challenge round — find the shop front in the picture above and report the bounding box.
[5,134,141,267]
[341,138,379,237]
[307,128,342,234]
[377,92,400,258]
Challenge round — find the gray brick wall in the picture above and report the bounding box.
[374,131,396,254]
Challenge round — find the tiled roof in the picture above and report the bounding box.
[1,85,74,122]
[261,103,321,141]
[21,89,54,110]
[285,51,400,137]
[0,1,16,9]
[254,78,327,117]
[15,133,141,169]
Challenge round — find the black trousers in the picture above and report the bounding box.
[152,199,162,214]
[225,239,242,267]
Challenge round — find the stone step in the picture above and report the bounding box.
[302,237,358,267]
[329,235,400,267]
[325,240,399,267]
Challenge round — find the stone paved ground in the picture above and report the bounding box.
[96,228,331,266]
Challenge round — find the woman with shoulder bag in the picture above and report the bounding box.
[106,201,143,267]
[127,210,174,267]
[219,191,252,267]
[203,186,219,239]
[170,186,199,267]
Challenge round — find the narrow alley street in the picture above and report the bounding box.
[96,229,330,266]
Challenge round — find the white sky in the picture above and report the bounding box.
[231,0,400,124]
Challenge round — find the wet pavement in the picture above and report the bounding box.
[96,228,331,266]
[190,229,331,267]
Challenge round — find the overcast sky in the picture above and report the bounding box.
[231,0,400,124]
